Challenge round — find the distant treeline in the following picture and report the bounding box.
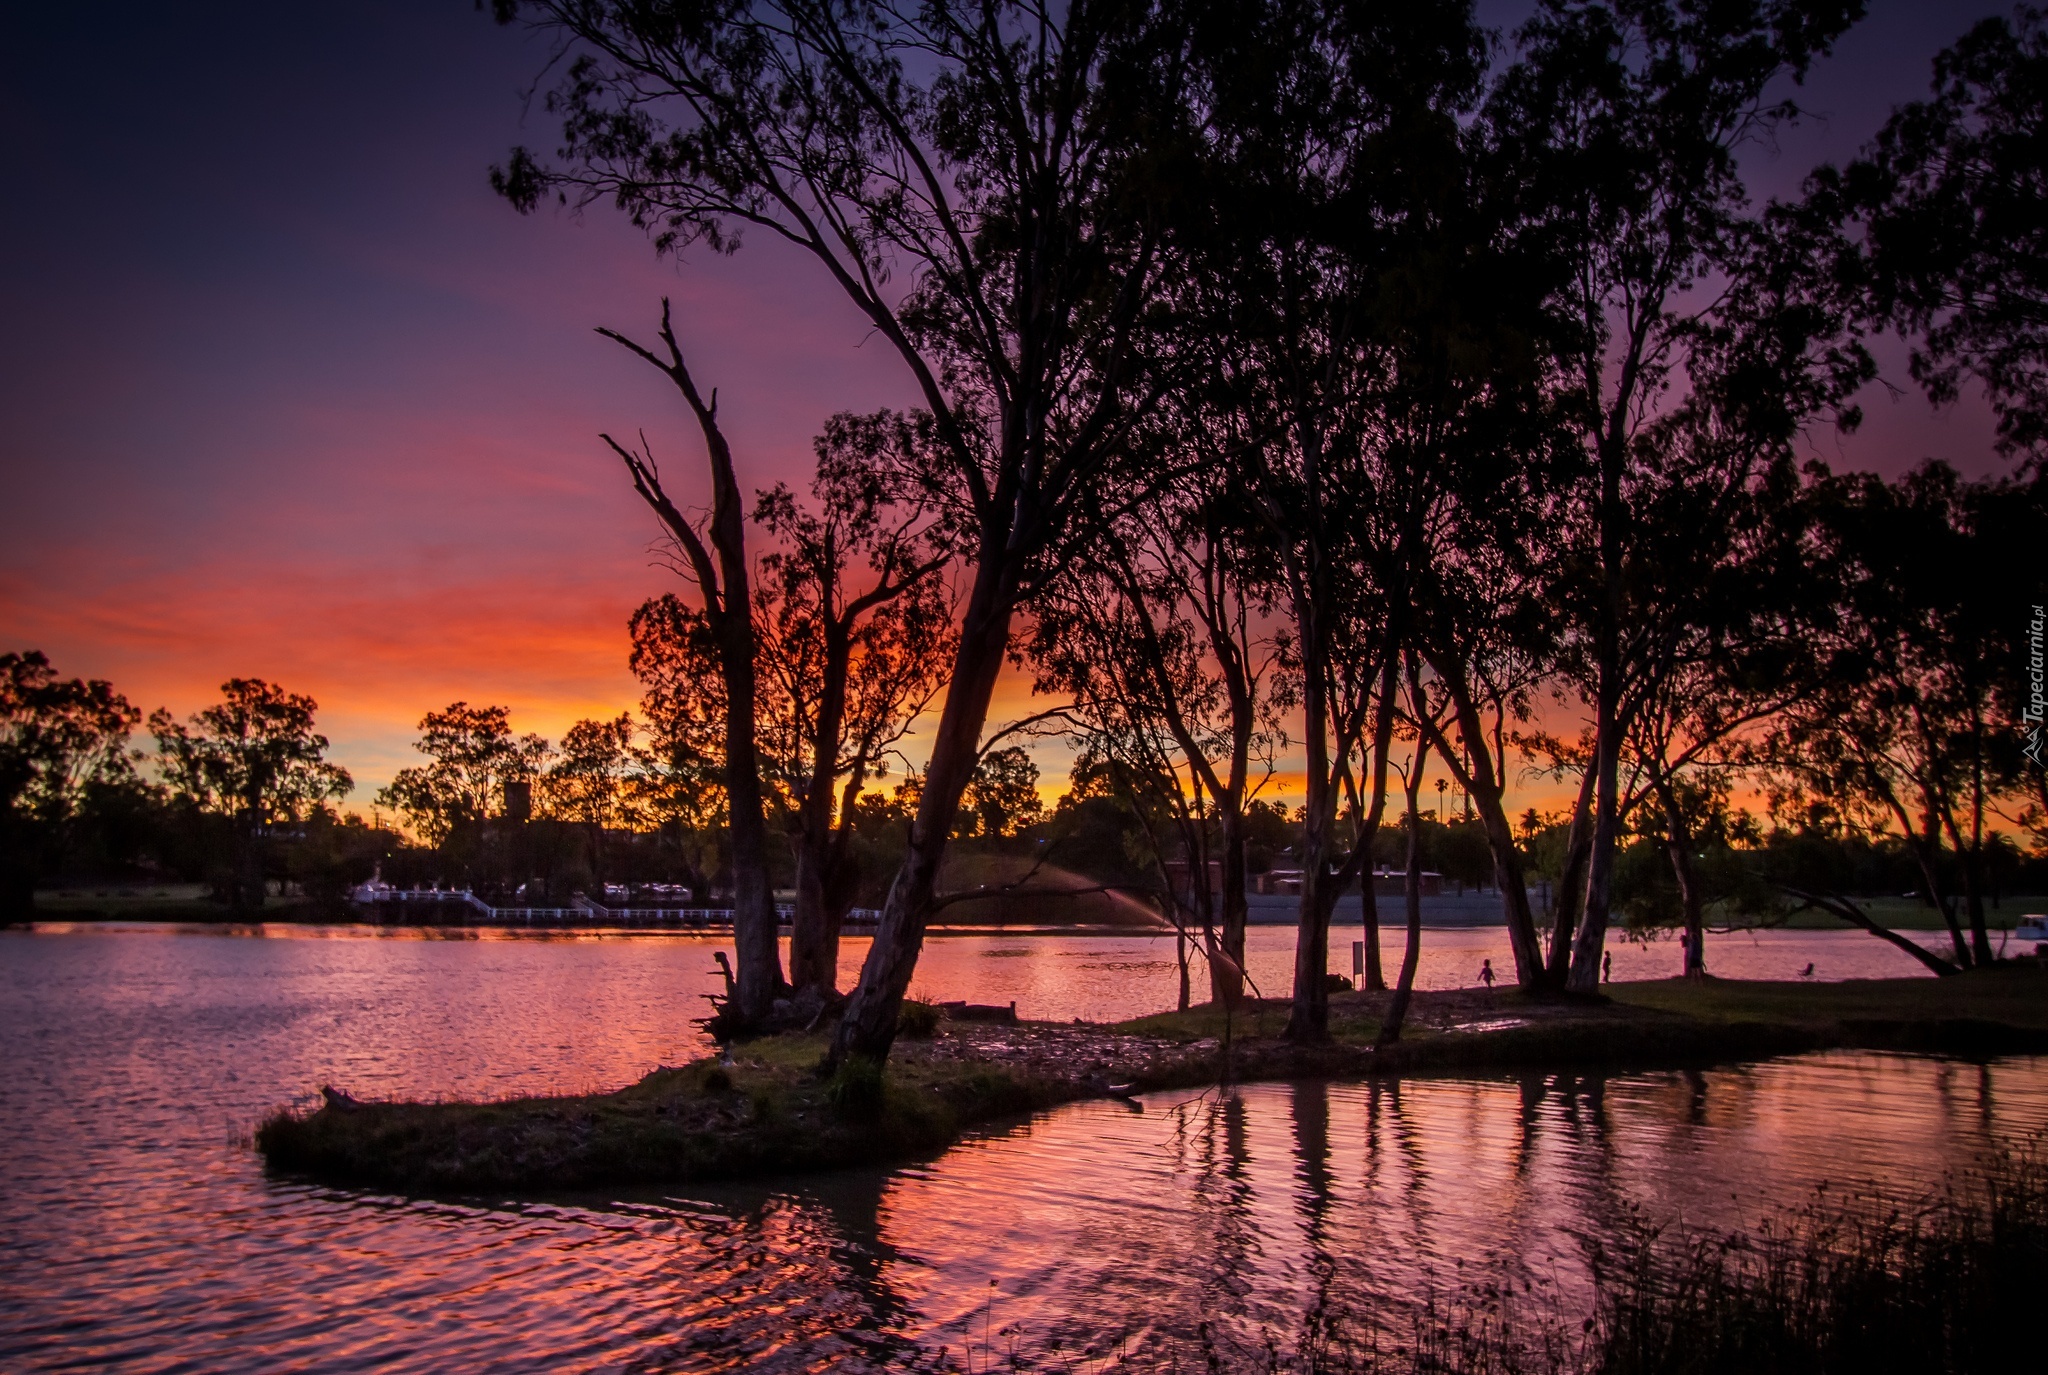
[5,647,2043,930]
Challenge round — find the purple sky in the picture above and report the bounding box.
[0,0,2013,806]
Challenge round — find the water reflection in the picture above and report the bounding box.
[3,929,2045,1372]
[836,1056,2048,1367]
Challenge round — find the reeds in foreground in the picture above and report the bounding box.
[946,1144,2048,1374]
[1577,1146,2047,1375]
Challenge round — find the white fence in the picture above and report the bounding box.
[350,886,880,928]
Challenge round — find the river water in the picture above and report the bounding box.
[2,923,2042,1371]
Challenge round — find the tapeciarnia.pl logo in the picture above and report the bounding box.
[2028,604,2046,768]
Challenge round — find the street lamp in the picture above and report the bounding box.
[1434,777,1446,820]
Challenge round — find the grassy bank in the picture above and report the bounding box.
[255,1030,1086,1193]
[25,885,339,923]
[258,968,2048,1194]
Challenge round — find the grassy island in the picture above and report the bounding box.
[257,967,2048,1194]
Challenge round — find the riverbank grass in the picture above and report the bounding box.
[259,968,2048,1194]
[256,1034,1064,1193]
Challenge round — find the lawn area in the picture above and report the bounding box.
[1775,896,2047,930]
[1611,965,2048,1031]
[28,884,319,920]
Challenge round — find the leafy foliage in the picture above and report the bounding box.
[374,702,549,845]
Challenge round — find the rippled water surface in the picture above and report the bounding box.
[2,925,2042,1372]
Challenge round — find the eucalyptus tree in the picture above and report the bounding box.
[1175,0,1493,1040]
[752,414,954,999]
[596,298,785,1027]
[1743,7,2048,960]
[627,590,730,895]
[1029,464,1285,1006]
[151,680,353,913]
[0,651,143,916]
[1482,0,1867,991]
[1767,462,2044,970]
[1609,394,1842,976]
[624,430,954,1002]
[1407,540,1558,987]
[491,0,1198,1057]
[1360,158,1570,993]
[1510,202,1874,979]
[545,714,641,890]
[378,702,552,845]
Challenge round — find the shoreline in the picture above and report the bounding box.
[17,908,2023,934]
[255,967,2048,1194]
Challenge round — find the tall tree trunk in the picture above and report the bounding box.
[1177,921,1192,1012]
[1416,656,1544,989]
[1964,849,1991,966]
[1164,827,1215,1012]
[1568,417,1626,994]
[1353,662,1400,994]
[1568,686,1624,992]
[789,620,854,996]
[713,598,782,1024]
[1285,645,1337,1044]
[828,564,1016,1067]
[1905,816,1972,968]
[1653,774,1705,978]
[1359,880,1387,992]
[816,775,870,995]
[602,303,783,1026]
[1546,770,1596,983]
[1214,809,1249,1007]
[790,838,832,991]
[1377,734,1431,1048]
[1956,732,1993,965]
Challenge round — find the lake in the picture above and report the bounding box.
[2,923,2040,1371]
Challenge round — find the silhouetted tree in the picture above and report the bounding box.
[1767,462,2045,970]
[545,714,640,888]
[753,417,953,1000]
[1617,450,1825,977]
[151,679,352,913]
[0,651,143,915]
[961,747,1043,840]
[1176,0,1492,1039]
[625,416,954,1002]
[1029,479,1286,1005]
[627,592,730,899]
[596,299,785,1030]
[1486,0,1866,990]
[1377,658,1442,1047]
[378,702,551,846]
[491,0,1199,1063]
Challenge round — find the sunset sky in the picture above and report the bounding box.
[0,0,2013,812]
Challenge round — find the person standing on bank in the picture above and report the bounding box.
[1479,958,1495,989]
